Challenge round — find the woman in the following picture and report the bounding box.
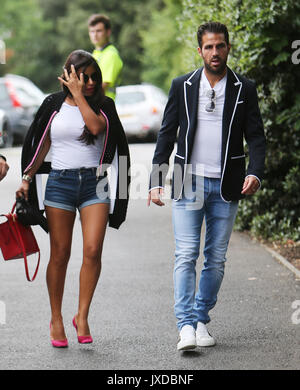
[16,50,130,347]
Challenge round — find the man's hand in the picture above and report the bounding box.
[147,187,165,207]
[241,176,260,195]
[0,157,9,181]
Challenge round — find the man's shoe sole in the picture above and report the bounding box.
[177,340,197,351]
[196,338,216,347]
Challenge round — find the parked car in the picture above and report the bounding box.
[0,108,12,148]
[115,84,168,141]
[0,74,46,145]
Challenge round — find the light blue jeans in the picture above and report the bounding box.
[172,175,239,330]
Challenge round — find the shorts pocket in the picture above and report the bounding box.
[48,170,64,180]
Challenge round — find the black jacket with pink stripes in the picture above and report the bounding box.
[21,91,130,230]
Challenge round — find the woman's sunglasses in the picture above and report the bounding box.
[82,72,98,84]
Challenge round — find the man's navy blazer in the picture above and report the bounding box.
[150,66,266,202]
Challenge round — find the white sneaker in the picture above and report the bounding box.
[177,325,197,351]
[196,322,216,347]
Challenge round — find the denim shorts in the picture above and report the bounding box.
[44,167,110,212]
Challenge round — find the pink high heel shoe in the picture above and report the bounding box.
[50,322,68,348]
[72,315,93,344]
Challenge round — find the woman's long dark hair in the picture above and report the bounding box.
[60,49,105,145]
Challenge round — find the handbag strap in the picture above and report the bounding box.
[8,212,40,282]
[1,202,17,219]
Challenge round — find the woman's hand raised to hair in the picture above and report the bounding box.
[58,64,84,98]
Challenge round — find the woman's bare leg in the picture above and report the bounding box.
[75,203,109,336]
[45,206,76,340]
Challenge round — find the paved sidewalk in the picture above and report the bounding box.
[0,197,299,370]
[0,145,299,370]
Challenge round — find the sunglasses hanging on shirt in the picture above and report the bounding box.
[205,89,216,113]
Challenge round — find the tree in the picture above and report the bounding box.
[140,0,187,93]
[54,0,163,88]
[0,0,52,91]
[1,0,164,92]
[177,0,300,241]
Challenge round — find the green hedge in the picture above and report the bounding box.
[178,0,300,242]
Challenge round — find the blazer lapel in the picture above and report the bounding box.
[184,68,202,151]
[221,67,242,166]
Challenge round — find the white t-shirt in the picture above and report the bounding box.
[189,71,227,178]
[50,102,104,170]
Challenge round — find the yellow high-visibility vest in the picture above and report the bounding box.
[92,44,123,100]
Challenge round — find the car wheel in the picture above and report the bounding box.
[0,122,13,148]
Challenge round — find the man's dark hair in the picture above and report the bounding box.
[88,14,111,30]
[197,22,229,48]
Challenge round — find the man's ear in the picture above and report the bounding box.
[197,46,203,58]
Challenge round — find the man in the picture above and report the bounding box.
[148,22,266,351]
[88,14,123,100]
[0,154,9,181]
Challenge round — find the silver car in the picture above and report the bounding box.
[115,84,168,141]
[0,74,46,145]
[0,108,12,148]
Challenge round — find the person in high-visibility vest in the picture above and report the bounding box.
[88,14,123,100]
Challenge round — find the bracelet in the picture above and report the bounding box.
[22,174,32,183]
[0,154,6,162]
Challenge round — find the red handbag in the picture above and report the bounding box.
[0,203,40,282]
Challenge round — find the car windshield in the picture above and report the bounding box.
[5,76,45,106]
[116,91,146,105]
[0,83,10,105]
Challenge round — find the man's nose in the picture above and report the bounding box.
[212,46,218,55]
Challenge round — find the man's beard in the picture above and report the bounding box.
[204,58,227,75]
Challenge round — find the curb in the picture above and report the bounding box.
[261,243,300,279]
